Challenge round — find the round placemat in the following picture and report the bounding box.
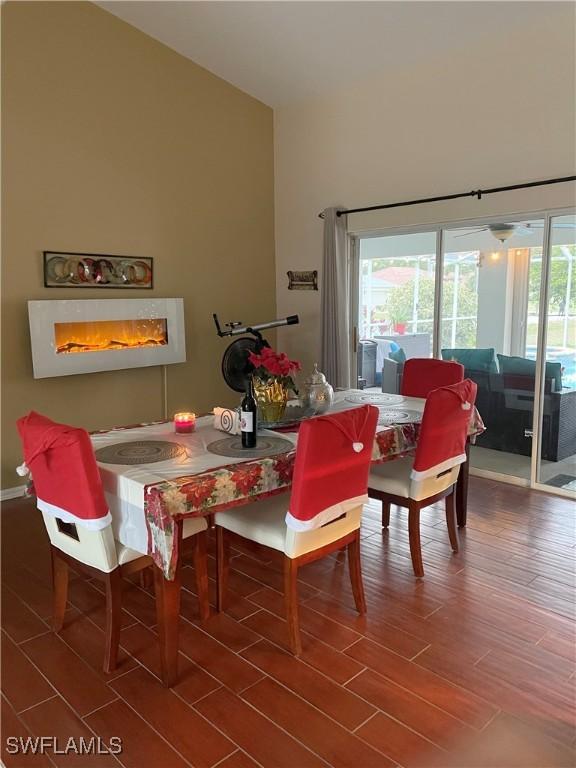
[207,435,294,459]
[377,408,422,426]
[95,440,187,465]
[345,393,404,405]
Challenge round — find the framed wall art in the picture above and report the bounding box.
[287,270,318,291]
[43,251,154,289]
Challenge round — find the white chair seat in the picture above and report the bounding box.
[369,456,414,497]
[215,494,363,559]
[369,456,460,502]
[215,495,288,553]
[117,515,207,566]
[183,516,209,538]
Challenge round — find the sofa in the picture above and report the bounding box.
[381,348,576,462]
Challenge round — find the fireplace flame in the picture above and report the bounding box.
[54,319,168,354]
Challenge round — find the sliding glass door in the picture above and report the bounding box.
[352,209,576,497]
[356,232,437,389]
[535,214,576,493]
[440,249,479,351]
[441,220,545,482]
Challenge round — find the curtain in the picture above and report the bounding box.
[320,207,351,389]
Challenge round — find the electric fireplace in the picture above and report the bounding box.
[54,318,169,355]
[28,299,185,378]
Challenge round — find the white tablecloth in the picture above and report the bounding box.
[92,417,297,554]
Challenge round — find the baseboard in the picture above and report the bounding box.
[0,485,27,501]
[469,467,529,487]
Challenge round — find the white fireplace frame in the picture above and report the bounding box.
[28,298,186,379]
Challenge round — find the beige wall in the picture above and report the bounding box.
[1,2,275,488]
[274,3,576,375]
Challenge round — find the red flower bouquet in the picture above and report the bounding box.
[248,346,301,393]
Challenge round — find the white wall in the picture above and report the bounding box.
[475,252,515,355]
[274,5,576,377]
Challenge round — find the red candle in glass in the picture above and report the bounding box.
[174,412,196,433]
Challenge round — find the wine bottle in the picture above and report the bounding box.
[240,377,258,448]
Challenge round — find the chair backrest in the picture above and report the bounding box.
[401,358,464,399]
[17,411,117,572]
[409,379,477,498]
[40,512,119,573]
[285,405,378,532]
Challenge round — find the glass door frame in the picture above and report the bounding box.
[348,205,575,496]
[531,210,575,499]
[349,235,360,387]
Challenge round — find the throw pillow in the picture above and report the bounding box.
[389,347,407,364]
[441,347,498,373]
[497,355,563,392]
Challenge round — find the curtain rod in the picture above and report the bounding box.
[318,175,576,219]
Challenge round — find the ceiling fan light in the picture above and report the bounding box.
[488,224,516,242]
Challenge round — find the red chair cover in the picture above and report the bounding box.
[286,405,378,532]
[411,379,477,480]
[401,358,464,399]
[16,411,111,530]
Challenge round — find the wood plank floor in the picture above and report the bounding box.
[2,478,575,768]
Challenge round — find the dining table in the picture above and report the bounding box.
[92,389,484,685]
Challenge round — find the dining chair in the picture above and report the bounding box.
[368,380,477,577]
[16,411,210,673]
[214,405,379,654]
[401,357,464,399]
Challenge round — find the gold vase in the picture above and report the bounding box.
[252,376,288,424]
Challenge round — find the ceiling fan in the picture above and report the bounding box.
[454,221,576,243]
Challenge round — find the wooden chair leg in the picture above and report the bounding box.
[193,531,210,621]
[216,526,229,613]
[154,560,182,687]
[382,501,391,528]
[103,568,122,674]
[51,547,68,632]
[347,531,366,614]
[139,567,154,590]
[283,556,302,655]
[408,501,424,578]
[445,488,459,553]
[455,442,470,527]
